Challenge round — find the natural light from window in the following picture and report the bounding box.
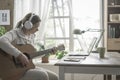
[72,0,101,51]
[45,0,101,53]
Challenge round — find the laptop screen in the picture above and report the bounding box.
[69,37,97,56]
[87,37,97,55]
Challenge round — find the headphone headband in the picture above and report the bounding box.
[29,13,34,21]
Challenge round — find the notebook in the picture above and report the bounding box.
[69,37,97,56]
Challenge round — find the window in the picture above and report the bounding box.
[44,0,102,53]
[44,0,70,51]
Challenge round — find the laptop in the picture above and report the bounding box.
[69,37,97,56]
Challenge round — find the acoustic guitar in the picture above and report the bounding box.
[0,44,65,80]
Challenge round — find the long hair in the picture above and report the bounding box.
[16,13,41,29]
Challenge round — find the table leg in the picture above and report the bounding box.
[103,75,111,80]
[116,75,120,80]
[103,75,106,80]
[59,66,65,80]
[104,75,120,80]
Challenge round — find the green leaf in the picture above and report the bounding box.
[0,26,6,36]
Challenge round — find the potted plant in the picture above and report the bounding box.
[56,50,67,59]
[34,42,50,63]
[0,26,6,36]
[42,54,50,63]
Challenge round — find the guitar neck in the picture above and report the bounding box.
[15,44,65,59]
[29,48,53,59]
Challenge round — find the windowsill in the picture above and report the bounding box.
[33,58,59,66]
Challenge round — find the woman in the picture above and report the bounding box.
[0,13,58,80]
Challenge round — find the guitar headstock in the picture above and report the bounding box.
[50,44,65,55]
[56,44,65,51]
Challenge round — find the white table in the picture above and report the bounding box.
[55,52,120,80]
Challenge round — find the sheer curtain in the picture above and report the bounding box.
[36,0,51,41]
[14,0,51,41]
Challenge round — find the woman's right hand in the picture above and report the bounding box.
[17,53,30,67]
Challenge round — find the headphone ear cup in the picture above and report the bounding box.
[24,21,33,29]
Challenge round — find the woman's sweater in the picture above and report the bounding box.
[0,28,35,57]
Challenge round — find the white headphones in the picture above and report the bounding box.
[24,13,35,29]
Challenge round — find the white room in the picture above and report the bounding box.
[0,0,120,80]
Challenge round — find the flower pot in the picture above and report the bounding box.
[42,56,49,63]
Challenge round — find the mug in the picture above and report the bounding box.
[97,47,105,58]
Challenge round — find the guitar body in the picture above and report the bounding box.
[0,44,36,80]
[0,44,65,80]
